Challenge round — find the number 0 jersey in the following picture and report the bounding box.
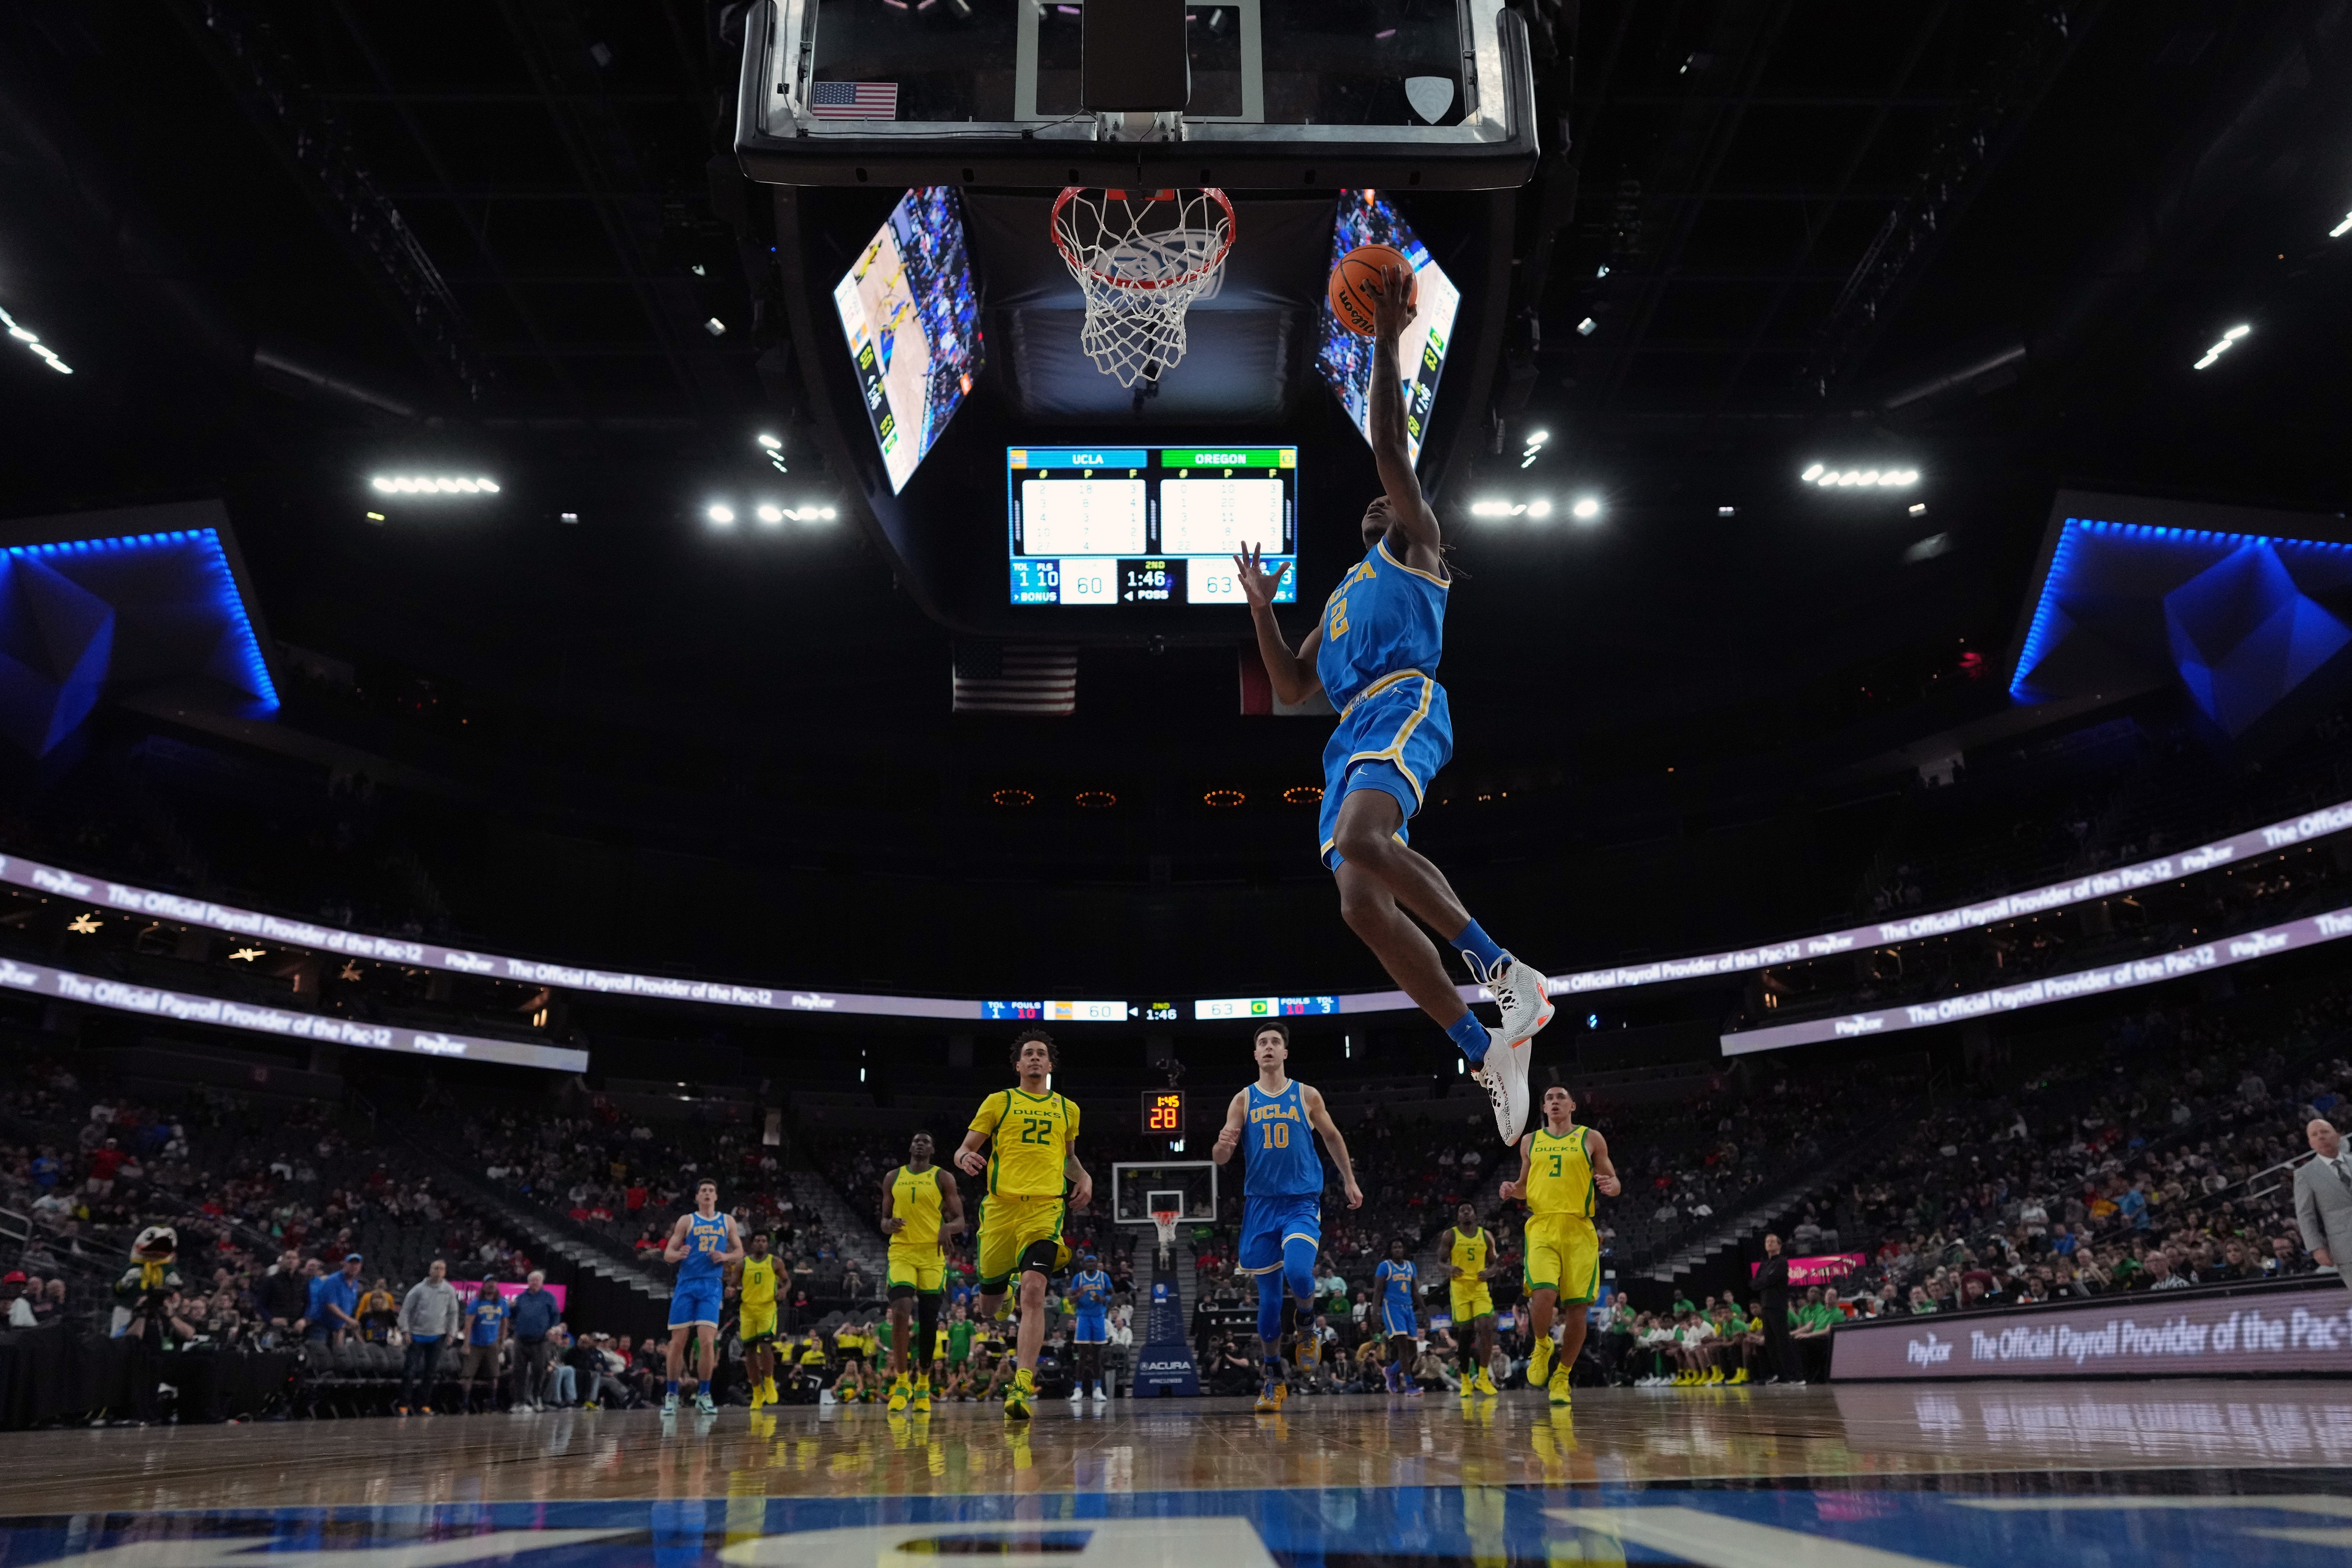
[968,1088,1080,1196]
[1243,1079,1322,1196]
[740,1255,779,1308]
[1524,1125,1597,1221]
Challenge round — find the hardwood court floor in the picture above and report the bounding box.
[0,1381,2347,1516]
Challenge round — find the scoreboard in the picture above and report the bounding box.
[1141,1089,1185,1136]
[1007,446,1299,607]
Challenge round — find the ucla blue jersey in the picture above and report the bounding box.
[678,1211,729,1283]
[1375,1258,1417,1309]
[1071,1270,1111,1312]
[1315,539,1448,713]
[1244,1081,1322,1197]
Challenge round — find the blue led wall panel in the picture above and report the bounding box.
[2007,490,2352,748]
[0,502,279,756]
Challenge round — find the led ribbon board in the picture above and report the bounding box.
[6,796,2347,1023]
[1720,902,2352,1056]
[0,954,585,1072]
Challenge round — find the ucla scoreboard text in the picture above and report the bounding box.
[1007,446,1299,607]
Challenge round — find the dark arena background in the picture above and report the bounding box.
[0,0,2350,1563]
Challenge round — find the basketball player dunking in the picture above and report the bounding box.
[1211,1020,1361,1414]
[1236,255,1552,1144]
[662,1178,744,1415]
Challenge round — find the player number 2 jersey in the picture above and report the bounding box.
[889,1165,945,1251]
[1244,1080,1322,1196]
[1524,1126,1597,1221]
[968,1088,1079,1197]
[1315,540,1448,713]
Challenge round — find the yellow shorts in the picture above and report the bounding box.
[1448,1282,1495,1322]
[1524,1215,1601,1305]
[741,1304,778,1342]
[975,1193,1068,1289]
[888,1247,946,1295]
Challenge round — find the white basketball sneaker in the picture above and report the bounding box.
[1473,957,1552,1144]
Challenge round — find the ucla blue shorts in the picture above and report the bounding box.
[1382,1299,1418,1338]
[1318,673,1453,869]
[1238,1192,1322,1274]
[669,1276,721,1329]
[1073,1309,1108,1344]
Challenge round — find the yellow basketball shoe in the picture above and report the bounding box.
[888,1376,911,1413]
[1004,1368,1035,1421]
[1472,1367,1498,1396]
[911,1373,933,1414]
[1547,1366,1572,1407]
[1254,1376,1288,1415]
[1526,1339,1553,1389]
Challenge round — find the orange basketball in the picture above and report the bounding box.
[1328,243,1415,337]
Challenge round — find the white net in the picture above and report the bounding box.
[1151,1208,1181,1261]
[1052,187,1235,387]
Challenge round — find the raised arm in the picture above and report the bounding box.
[1235,546,1323,706]
[1366,258,1442,576]
[1210,1089,1250,1166]
[1301,1086,1362,1208]
[1587,1130,1622,1197]
[936,1168,966,1243]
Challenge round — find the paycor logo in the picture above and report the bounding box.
[1905,1333,1953,1366]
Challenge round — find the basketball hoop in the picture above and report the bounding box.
[1150,1206,1181,1262]
[1051,187,1235,387]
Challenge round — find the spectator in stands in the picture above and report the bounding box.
[358,1278,399,1342]
[308,1253,364,1346]
[542,1326,578,1407]
[459,1285,507,1412]
[508,1271,562,1413]
[397,1259,460,1415]
[0,1272,33,1328]
[258,1250,309,1338]
[2295,1118,2352,1290]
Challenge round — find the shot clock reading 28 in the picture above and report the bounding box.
[1142,1089,1185,1136]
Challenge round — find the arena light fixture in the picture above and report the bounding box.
[1526,499,1553,520]
[703,317,728,336]
[1469,498,1515,518]
[370,475,500,495]
[756,433,782,450]
[754,504,784,525]
[0,306,71,374]
[1575,317,1597,336]
[1909,503,1927,516]
[1806,465,1918,488]
[2193,323,2250,370]
[1718,506,1735,517]
[706,503,736,526]
[1571,496,1601,520]
[2333,212,2352,239]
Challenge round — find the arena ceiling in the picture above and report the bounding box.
[0,0,2347,858]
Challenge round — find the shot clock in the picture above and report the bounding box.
[1142,1089,1185,1136]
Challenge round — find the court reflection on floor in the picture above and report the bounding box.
[1,1383,2350,1515]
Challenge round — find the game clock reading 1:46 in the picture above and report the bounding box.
[1142,1089,1185,1136]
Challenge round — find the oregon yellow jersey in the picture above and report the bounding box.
[741,1255,778,1308]
[968,1088,1080,1196]
[1447,1225,1489,1281]
[889,1164,947,1250]
[1524,1125,1596,1219]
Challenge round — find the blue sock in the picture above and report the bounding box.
[1445,1012,1492,1064]
[1452,919,1509,979]
[666,1379,678,1398]
[697,1379,710,1396]
[1255,1271,1284,1343]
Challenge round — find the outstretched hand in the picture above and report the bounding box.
[1231,543,1289,610]
[1370,256,1418,342]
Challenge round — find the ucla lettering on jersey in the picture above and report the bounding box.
[679,1212,729,1281]
[1244,1081,1323,1196]
[1315,540,1448,713]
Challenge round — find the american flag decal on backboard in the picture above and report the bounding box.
[953,644,1077,716]
[808,81,900,119]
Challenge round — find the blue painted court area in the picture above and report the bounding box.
[10,1481,2352,1567]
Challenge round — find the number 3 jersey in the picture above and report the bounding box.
[1524,1125,1598,1224]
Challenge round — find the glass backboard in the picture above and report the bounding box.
[1111,1161,1218,1227]
[735,0,1539,190]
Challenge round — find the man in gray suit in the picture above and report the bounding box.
[2293,1119,2352,1289]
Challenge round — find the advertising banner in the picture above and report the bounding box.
[1752,1253,1863,1288]
[1831,1283,2352,1379]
